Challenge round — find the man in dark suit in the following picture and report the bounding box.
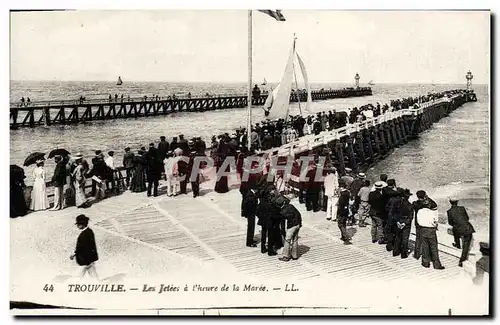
[157,136,170,161]
[169,137,179,152]
[258,187,279,256]
[178,134,190,156]
[177,152,189,195]
[242,188,259,247]
[369,181,387,244]
[70,214,99,279]
[188,151,203,198]
[91,150,102,196]
[146,143,163,197]
[123,147,135,188]
[337,187,351,244]
[447,198,476,267]
[392,189,414,258]
[50,155,67,210]
[305,164,321,212]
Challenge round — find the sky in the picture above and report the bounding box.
[10,10,490,84]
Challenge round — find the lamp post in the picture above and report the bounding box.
[466,70,473,92]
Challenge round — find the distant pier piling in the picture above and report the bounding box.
[10,87,372,129]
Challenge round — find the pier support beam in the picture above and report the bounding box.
[364,130,374,161]
[356,133,366,165]
[346,137,359,174]
[335,142,346,175]
[43,107,51,126]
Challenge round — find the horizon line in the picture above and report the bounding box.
[9,79,483,86]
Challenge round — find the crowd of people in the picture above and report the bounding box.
[10,88,482,270]
[239,162,477,270]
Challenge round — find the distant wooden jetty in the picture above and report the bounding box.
[9,87,372,129]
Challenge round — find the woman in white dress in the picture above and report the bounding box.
[30,159,49,211]
[72,154,88,208]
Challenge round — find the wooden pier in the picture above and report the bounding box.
[10,87,372,129]
[34,89,471,203]
[10,89,483,306]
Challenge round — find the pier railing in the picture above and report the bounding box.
[10,87,373,109]
[261,95,459,158]
[10,87,374,128]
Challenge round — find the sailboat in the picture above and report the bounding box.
[261,78,268,86]
[262,36,312,121]
[368,80,375,86]
[116,76,123,86]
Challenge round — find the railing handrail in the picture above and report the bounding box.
[9,87,373,109]
[260,93,464,158]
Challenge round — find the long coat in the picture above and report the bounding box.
[51,161,67,187]
[146,148,164,181]
[75,227,99,266]
[447,205,475,237]
[242,189,259,218]
[130,155,147,192]
[337,189,351,218]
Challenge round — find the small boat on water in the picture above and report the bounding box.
[368,80,375,86]
[116,76,123,86]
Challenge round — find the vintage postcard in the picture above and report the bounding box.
[9,9,490,316]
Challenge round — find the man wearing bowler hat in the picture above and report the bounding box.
[70,214,99,279]
[447,197,475,267]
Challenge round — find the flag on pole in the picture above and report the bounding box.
[258,10,286,21]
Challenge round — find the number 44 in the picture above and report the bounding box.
[43,284,54,292]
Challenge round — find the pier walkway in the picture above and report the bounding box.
[10,87,372,128]
[10,89,482,288]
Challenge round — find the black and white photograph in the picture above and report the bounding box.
[8,6,491,316]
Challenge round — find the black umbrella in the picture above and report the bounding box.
[48,148,71,159]
[23,152,46,166]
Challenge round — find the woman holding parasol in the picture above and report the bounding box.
[29,158,49,211]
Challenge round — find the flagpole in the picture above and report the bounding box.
[247,10,253,151]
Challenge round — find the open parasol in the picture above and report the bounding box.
[23,152,46,166]
[48,148,71,159]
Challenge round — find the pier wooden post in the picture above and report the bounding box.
[371,128,381,157]
[384,125,393,149]
[60,107,66,124]
[397,119,407,144]
[364,130,374,161]
[335,142,346,175]
[29,108,35,128]
[378,127,387,154]
[11,108,18,128]
[356,133,366,164]
[346,137,359,174]
[43,107,51,126]
[390,121,400,146]
[403,117,410,139]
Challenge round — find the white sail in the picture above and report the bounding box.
[263,85,276,112]
[296,52,313,115]
[265,39,296,121]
